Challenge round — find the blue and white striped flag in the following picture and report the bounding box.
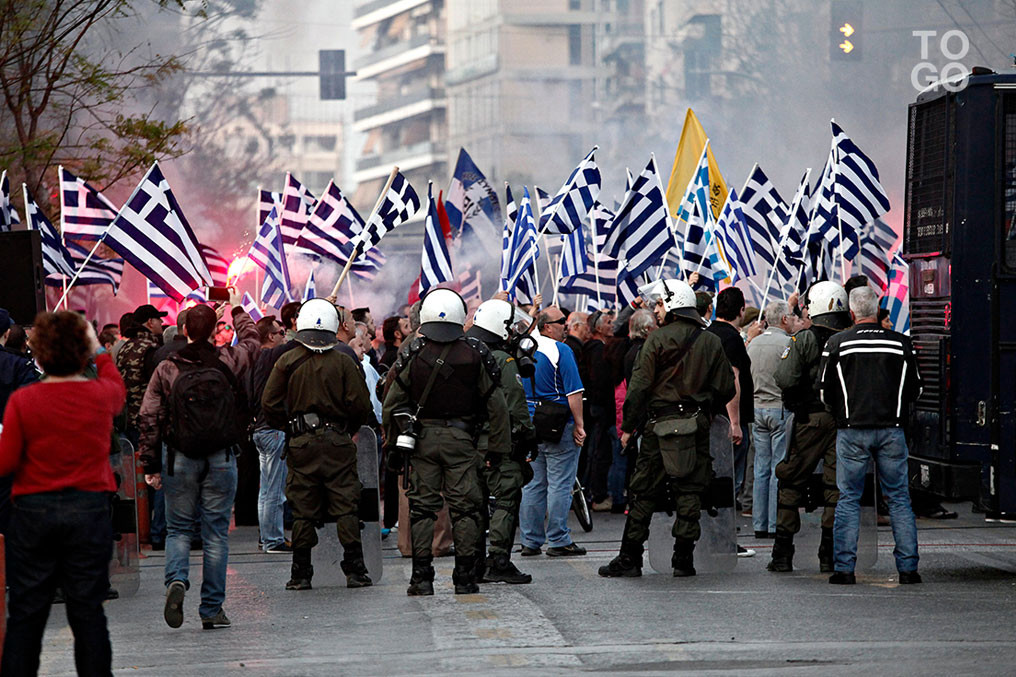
[46,240,124,291]
[280,174,316,245]
[58,167,118,240]
[808,147,858,260]
[102,162,210,302]
[856,219,898,292]
[147,279,207,304]
[302,269,316,302]
[539,147,601,235]
[419,182,454,296]
[501,186,540,298]
[458,268,483,304]
[559,258,617,305]
[259,189,281,231]
[602,155,673,278]
[832,120,890,254]
[714,187,758,283]
[559,225,587,279]
[739,164,787,274]
[354,171,420,255]
[24,186,77,278]
[882,253,910,335]
[249,205,293,309]
[681,201,728,283]
[1,170,20,231]
[298,180,385,280]
[674,143,712,226]
[199,244,230,288]
[241,292,264,322]
[763,170,811,301]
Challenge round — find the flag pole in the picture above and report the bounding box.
[551,254,562,307]
[532,185,554,300]
[254,184,262,300]
[589,208,602,308]
[57,166,69,309]
[832,146,848,283]
[49,193,106,309]
[328,166,399,302]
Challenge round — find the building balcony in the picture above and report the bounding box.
[352,0,429,30]
[355,34,445,80]
[445,53,499,86]
[353,86,446,132]
[353,140,447,183]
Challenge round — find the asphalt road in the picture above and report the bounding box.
[36,505,1016,676]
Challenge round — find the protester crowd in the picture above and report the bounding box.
[0,271,934,674]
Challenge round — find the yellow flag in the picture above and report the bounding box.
[665,108,728,220]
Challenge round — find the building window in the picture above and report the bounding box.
[569,25,582,65]
[569,0,581,9]
[303,135,337,153]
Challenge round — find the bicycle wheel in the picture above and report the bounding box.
[571,479,594,532]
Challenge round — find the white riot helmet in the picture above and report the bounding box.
[418,288,467,342]
[805,281,849,329]
[640,278,702,326]
[468,299,532,343]
[295,298,339,352]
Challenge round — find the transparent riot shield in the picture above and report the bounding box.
[649,416,737,574]
[314,426,383,586]
[109,435,140,597]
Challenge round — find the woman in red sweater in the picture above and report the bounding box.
[0,311,126,677]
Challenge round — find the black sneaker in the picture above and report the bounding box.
[264,541,293,553]
[546,543,587,557]
[285,578,312,591]
[828,571,856,585]
[597,554,642,578]
[737,545,756,558]
[164,581,186,628]
[519,545,542,557]
[201,610,231,630]
[898,571,922,585]
[346,572,373,588]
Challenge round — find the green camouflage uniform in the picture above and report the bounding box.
[115,329,161,431]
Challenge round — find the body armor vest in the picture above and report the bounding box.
[408,337,484,420]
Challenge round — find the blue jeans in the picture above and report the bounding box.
[521,422,580,548]
[254,429,288,549]
[834,428,919,574]
[163,448,237,619]
[2,490,112,676]
[752,408,788,533]
[607,428,627,505]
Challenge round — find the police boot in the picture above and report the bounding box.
[598,539,643,578]
[452,555,480,594]
[767,535,795,572]
[483,554,533,584]
[340,543,373,589]
[286,549,314,590]
[407,558,435,596]
[818,527,835,573]
[473,552,488,582]
[672,539,696,577]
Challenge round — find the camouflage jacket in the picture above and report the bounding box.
[115,328,162,429]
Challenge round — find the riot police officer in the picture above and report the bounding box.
[262,299,374,590]
[383,289,510,595]
[599,279,735,578]
[466,299,538,585]
[767,281,850,573]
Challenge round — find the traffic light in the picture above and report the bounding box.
[319,50,346,100]
[830,0,862,61]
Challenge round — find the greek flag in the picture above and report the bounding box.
[445,148,500,241]
[559,258,618,305]
[559,225,587,279]
[617,265,644,307]
[501,186,540,298]
[856,219,898,292]
[102,162,210,303]
[280,174,316,245]
[714,187,758,282]
[298,180,386,280]
[354,171,420,255]
[147,279,207,304]
[603,155,673,278]
[674,143,712,225]
[1,170,20,231]
[536,187,552,214]
[199,244,229,288]
[681,201,728,283]
[259,189,281,230]
[458,268,483,304]
[739,164,788,272]
[832,120,890,251]
[58,167,118,239]
[46,240,124,291]
[763,171,811,300]
[882,253,910,335]
[809,148,857,260]
[303,269,316,302]
[248,205,293,309]
[24,186,77,278]
[419,182,454,295]
[241,292,264,322]
[539,147,601,235]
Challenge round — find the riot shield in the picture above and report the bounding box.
[313,426,384,586]
[796,463,878,570]
[649,416,737,574]
[109,435,140,597]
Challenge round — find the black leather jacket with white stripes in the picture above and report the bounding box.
[817,322,923,428]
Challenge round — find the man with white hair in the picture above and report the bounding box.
[746,301,796,539]
[819,286,923,585]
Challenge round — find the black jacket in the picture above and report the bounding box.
[0,347,38,417]
[818,322,922,428]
